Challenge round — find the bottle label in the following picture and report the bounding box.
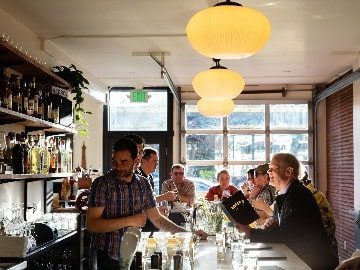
[28,99,34,115]
[23,97,28,111]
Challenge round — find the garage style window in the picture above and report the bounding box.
[182,102,311,188]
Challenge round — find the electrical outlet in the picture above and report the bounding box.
[344,240,347,250]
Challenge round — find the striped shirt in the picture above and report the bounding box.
[88,169,156,261]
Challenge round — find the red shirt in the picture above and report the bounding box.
[205,184,238,201]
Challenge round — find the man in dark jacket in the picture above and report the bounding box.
[236,153,338,270]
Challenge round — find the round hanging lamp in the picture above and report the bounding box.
[197,98,235,117]
[186,0,271,59]
[192,59,245,99]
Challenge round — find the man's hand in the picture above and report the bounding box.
[261,217,277,230]
[194,229,208,240]
[235,222,251,238]
[129,213,147,227]
[162,191,177,202]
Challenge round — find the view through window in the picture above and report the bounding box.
[182,103,311,189]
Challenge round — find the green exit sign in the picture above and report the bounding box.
[130,89,149,103]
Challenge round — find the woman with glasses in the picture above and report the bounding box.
[235,153,338,270]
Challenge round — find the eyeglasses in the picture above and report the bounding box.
[267,165,279,173]
[255,172,264,177]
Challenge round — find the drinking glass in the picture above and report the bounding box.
[158,201,170,217]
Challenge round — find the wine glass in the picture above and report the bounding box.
[158,201,170,217]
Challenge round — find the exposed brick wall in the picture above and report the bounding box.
[326,86,355,261]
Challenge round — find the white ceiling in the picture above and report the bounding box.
[0,0,359,92]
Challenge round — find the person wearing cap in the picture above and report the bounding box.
[250,163,276,205]
[205,169,238,201]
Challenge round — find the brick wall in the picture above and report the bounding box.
[326,85,355,260]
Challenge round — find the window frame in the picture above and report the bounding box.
[181,100,313,177]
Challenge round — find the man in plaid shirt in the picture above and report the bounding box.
[86,138,206,269]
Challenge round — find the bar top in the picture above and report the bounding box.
[193,237,311,270]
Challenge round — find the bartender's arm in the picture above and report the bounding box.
[86,206,147,233]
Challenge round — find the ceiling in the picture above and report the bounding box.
[0,0,359,94]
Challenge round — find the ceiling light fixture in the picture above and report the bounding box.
[186,0,271,59]
[192,58,244,99]
[197,98,234,117]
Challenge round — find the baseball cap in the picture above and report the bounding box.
[254,163,269,175]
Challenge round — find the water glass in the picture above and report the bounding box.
[243,254,258,269]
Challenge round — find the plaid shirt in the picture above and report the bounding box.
[88,170,156,261]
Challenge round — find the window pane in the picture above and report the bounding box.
[228,165,256,188]
[228,134,265,161]
[228,105,265,130]
[109,91,167,131]
[270,134,308,161]
[186,134,223,160]
[185,105,222,130]
[270,104,308,130]
[185,165,222,198]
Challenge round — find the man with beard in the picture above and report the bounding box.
[86,138,206,269]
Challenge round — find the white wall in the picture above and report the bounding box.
[0,8,104,212]
[73,96,104,174]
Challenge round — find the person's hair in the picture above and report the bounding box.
[171,164,185,172]
[272,153,300,179]
[122,134,145,145]
[247,168,254,176]
[112,138,138,159]
[142,147,158,160]
[217,169,230,180]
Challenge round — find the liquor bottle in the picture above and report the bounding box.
[28,80,35,116]
[12,133,24,174]
[37,83,44,119]
[20,132,30,174]
[4,74,12,110]
[32,77,39,117]
[49,137,58,173]
[39,135,50,174]
[29,135,40,174]
[3,132,14,167]
[66,138,73,173]
[12,76,22,112]
[57,138,62,173]
[44,86,53,122]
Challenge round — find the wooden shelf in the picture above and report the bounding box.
[0,39,70,88]
[0,173,75,180]
[0,107,77,133]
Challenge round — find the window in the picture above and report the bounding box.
[108,90,168,131]
[182,102,311,188]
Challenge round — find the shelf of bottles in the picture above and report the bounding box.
[0,132,74,183]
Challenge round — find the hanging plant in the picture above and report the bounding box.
[53,64,92,137]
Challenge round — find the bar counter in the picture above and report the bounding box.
[194,237,311,270]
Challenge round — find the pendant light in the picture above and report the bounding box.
[197,98,234,117]
[192,59,244,100]
[186,0,271,59]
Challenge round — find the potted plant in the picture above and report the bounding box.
[53,64,92,136]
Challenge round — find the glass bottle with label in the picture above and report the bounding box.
[32,77,39,117]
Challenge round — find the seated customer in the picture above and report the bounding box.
[205,169,238,201]
[162,164,195,207]
[241,168,255,199]
[235,153,338,270]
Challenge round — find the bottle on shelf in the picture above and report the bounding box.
[39,135,50,174]
[20,132,30,174]
[3,74,12,110]
[44,85,53,122]
[37,83,44,119]
[3,132,14,168]
[32,77,39,117]
[12,133,24,174]
[49,137,58,173]
[12,75,22,112]
[28,79,35,116]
